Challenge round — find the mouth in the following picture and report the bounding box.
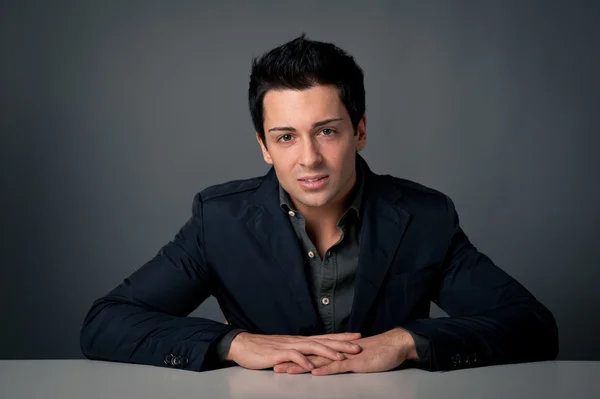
[297,175,329,190]
[298,175,328,183]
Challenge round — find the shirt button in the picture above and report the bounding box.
[308,251,315,258]
[326,251,331,257]
[288,210,296,217]
[321,297,330,305]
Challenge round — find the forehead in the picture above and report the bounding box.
[262,85,347,127]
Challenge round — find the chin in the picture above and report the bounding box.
[296,194,333,209]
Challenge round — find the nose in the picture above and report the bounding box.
[299,138,322,167]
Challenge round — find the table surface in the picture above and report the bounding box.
[1,360,599,399]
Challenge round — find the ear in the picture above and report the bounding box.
[256,132,273,165]
[355,115,367,152]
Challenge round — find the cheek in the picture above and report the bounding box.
[271,154,296,176]
[321,143,344,163]
[327,143,355,171]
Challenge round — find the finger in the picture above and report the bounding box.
[290,341,348,362]
[311,332,362,340]
[311,359,352,376]
[303,355,335,367]
[273,359,310,373]
[312,339,362,354]
[273,355,322,374]
[287,356,334,374]
[274,355,333,374]
[273,362,295,373]
[278,349,315,371]
[286,365,311,374]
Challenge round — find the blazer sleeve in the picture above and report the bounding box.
[80,193,235,372]
[401,195,559,371]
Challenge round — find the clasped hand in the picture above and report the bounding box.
[227,328,416,376]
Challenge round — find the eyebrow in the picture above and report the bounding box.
[267,117,344,133]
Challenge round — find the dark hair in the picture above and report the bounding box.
[249,34,365,146]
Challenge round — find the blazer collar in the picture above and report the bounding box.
[347,156,411,332]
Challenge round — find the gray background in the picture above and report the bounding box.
[1,0,599,361]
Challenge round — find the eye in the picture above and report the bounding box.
[278,134,293,142]
[320,128,336,136]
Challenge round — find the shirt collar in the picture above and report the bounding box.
[279,160,365,221]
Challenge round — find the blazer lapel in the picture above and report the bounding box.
[348,166,411,332]
[245,167,322,333]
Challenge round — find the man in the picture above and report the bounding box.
[80,34,558,375]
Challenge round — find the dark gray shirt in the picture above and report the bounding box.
[215,164,430,366]
[278,167,364,334]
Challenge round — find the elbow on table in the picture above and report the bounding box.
[80,326,101,361]
[79,299,118,361]
[529,300,560,362]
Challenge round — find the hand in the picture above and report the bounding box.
[273,328,417,375]
[226,332,363,371]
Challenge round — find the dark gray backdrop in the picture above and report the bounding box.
[1,0,599,361]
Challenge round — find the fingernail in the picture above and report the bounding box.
[309,363,315,369]
[337,352,345,359]
[352,345,360,350]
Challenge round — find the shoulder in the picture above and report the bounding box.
[374,173,456,216]
[198,175,264,203]
[378,174,448,201]
[375,174,459,234]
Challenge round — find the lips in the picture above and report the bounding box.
[297,175,329,190]
[298,176,327,182]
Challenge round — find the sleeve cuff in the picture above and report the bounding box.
[406,330,432,366]
[214,328,247,362]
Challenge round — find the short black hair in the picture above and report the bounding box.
[249,34,365,146]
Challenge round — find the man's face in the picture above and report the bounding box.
[257,84,367,211]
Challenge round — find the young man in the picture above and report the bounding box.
[80,35,558,375]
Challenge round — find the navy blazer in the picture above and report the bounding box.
[80,156,558,372]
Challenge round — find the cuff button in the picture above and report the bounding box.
[164,353,174,365]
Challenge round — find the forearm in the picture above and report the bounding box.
[80,297,234,372]
[401,298,558,371]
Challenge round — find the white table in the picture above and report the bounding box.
[1,360,598,398]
